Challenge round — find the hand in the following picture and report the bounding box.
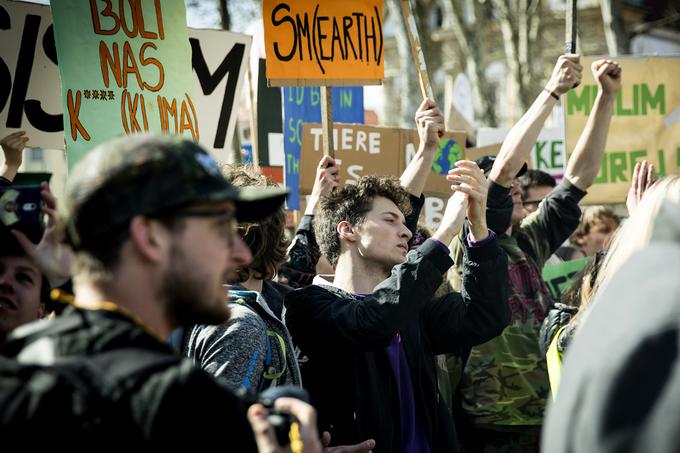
[11,182,73,288]
[626,160,655,215]
[248,397,323,453]
[432,191,468,245]
[415,98,444,149]
[306,155,340,215]
[446,160,489,241]
[592,59,621,97]
[1,131,28,181]
[545,54,583,96]
[322,432,375,452]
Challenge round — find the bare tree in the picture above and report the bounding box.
[491,0,543,119]
[385,0,423,127]
[600,0,629,55]
[440,0,498,127]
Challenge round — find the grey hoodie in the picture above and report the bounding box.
[185,287,301,392]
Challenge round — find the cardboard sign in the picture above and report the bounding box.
[565,56,680,204]
[300,123,400,190]
[283,86,364,209]
[478,127,565,180]
[0,0,250,162]
[299,123,465,199]
[263,0,384,86]
[50,0,195,166]
[542,257,590,301]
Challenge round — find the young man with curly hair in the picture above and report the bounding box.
[284,100,510,453]
[184,164,302,392]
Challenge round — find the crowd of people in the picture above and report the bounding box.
[0,53,678,452]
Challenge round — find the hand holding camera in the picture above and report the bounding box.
[247,386,323,453]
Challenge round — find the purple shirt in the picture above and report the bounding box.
[385,333,431,453]
[353,294,430,452]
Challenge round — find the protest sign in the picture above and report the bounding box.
[257,58,282,167]
[565,56,680,204]
[478,127,565,179]
[188,28,251,160]
[403,130,466,196]
[300,123,400,191]
[1,1,250,162]
[542,257,589,301]
[299,123,465,199]
[464,143,502,162]
[0,0,62,149]
[283,86,364,209]
[50,0,194,166]
[49,1,195,165]
[262,0,384,86]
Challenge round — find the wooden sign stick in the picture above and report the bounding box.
[400,0,435,101]
[247,63,260,170]
[565,0,578,54]
[320,86,335,158]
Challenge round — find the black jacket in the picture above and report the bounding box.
[284,210,510,452]
[0,306,257,448]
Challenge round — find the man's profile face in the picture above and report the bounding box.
[578,219,618,257]
[350,196,412,273]
[161,200,252,326]
[0,255,44,343]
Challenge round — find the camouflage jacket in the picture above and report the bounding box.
[454,180,586,426]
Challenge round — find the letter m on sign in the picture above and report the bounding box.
[190,38,245,149]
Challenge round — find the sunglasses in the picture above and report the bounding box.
[173,208,238,246]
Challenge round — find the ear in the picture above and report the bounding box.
[37,303,45,319]
[337,220,357,243]
[129,216,166,263]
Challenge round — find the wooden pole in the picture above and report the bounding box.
[400,0,435,101]
[247,62,260,170]
[565,0,578,54]
[320,86,334,158]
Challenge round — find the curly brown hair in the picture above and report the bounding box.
[221,164,288,281]
[314,175,411,267]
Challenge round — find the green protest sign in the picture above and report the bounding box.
[542,257,590,301]
[50,0,195,167]
[565,57,680,203]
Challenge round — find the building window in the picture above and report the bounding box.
[29,148,44,162]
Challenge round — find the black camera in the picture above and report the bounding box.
[239,386,311,447]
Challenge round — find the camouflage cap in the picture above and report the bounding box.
[475,155,528,179]
[61,134,288,249]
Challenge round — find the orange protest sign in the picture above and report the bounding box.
[263,0,384,86]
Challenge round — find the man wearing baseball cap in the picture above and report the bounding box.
[0,135,325,449]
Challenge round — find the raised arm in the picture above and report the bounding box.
[489,55,583,187]
[1,131,28,183]
[564,59,621,191]
[400,98,445,197]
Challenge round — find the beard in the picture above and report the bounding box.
[161,243,231,328]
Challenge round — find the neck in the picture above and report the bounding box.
[239,274,263,293]
[73,274,171,340]
[332,252,389,295]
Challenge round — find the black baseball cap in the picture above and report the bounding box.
[61,134,288,249]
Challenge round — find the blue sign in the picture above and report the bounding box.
[283,86,364,209]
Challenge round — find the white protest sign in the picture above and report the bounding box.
[477,126,566,180]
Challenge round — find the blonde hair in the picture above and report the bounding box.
[592,175,680,300]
